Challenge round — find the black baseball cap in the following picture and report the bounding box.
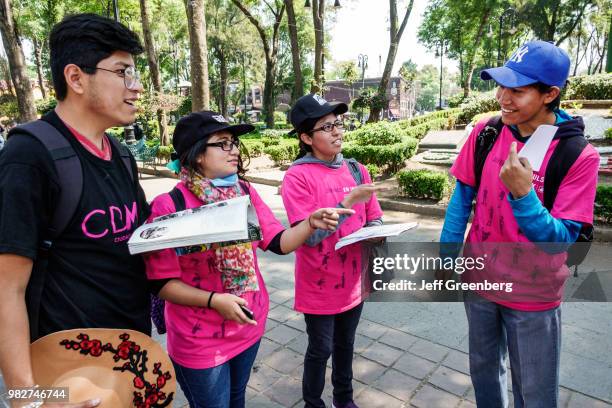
[172,111,254,158]
[289,94,348,135]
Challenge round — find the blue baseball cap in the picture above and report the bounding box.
[480,40,570,89]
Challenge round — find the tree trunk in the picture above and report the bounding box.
[139,0,169,145]
[263,58,277,128]
[32,37,46,99]
[0,0,37,122]
[218,48,228,117]
[606,16,612,73]
[184,0,210,111]
[463,8,490,98]
[231,0,285,127]
[284,0,304,103]
[368,0,414,123]
[311,0,324,93]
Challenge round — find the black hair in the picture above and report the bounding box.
[295,117,320,160]
[180,136,249,181]
[531,82,562,111]
[49,13,144,100]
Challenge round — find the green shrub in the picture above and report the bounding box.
[565,73,612,100]
[458,95,499,124]
[397,108,462,128]
[348,121,403,146]
[261,136,281,147]
[605,127,612,140]
[343,137,418,172]
[157,145,174,163]
[365,163,381,179]
[241,140,264,157]
[262,129,288,139]
[397,169,450,201]
[471,110,500,125]
[273,111,286,123]
[36,97,57,115]
[176,96,192,117]
[263,140,299,165]
[106,127,124,141]
[595,185,612,223]
[0,100,18,121]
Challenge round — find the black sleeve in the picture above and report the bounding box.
[148,278,172,295]
[266,230,285,255]
[0,134,58,260]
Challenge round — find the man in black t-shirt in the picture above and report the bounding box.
[0,14,151,406]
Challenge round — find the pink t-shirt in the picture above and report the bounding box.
[143,182,285,369]
[281,161,383,314]
[451,119,600,311]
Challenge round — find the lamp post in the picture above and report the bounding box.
[436,40,445,110]
[357,54,368,122]
[497,7,517,66]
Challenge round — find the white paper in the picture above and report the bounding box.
[334,222,418,251]
[518,124,558,171]
[128,195,260,254]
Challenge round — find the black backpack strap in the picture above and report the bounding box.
[15,120,83,239]
[543,135,588,212]
[169,187,186,212]
[107,135,135,182]
[345,158,363,185]
[474,116,504,190]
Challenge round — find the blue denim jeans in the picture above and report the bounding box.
[464,292,561,408]
[302,302,364,408]
[172,340,260,408]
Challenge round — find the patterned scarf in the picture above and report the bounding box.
[180,168,259,296]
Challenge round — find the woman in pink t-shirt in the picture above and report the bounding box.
[281,95,383,408]
[143,111,353,408]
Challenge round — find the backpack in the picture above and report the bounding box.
[8,120,135,340]
[150,180,251,335]
[474,115,593,273]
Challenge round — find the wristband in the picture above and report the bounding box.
[207,291,216,309]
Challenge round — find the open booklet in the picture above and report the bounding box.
[128,195,261,255]
[334,222,418,250]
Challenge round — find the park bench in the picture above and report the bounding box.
[124,139,159,178]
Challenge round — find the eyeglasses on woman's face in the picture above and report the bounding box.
[205,138,240,151]
[309,120,345,134]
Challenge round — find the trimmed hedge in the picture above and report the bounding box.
[347,121,403,146]
[457,95,499,124]
[365,163,381,179]
[595,185,612,223]
[471,110,500,125]
[565,73,612,100]
[397,169,451,201]
[157,145,173,163]
[605,127,612,140]
[241,140,265,157]
[342,137,418,171]
[263,140,299,165]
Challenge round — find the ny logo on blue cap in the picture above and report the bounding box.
[509,45,529,63]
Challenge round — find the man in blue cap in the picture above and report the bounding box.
[439,41,600,406]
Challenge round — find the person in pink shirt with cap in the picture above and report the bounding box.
[282,94,384,408]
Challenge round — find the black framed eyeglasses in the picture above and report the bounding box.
[205,139,240,151]
[309,120,345,134]
[81,65,142,90]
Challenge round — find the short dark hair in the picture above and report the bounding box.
[532,82,562,111]
[49,13,144,100]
